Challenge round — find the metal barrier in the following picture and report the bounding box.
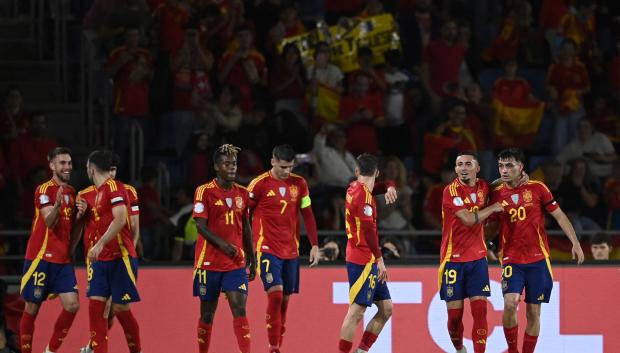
[129,120,144,184]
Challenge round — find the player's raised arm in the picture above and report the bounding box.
[40,186,63,228]
[549,208,585,264]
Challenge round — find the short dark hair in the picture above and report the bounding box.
[456,150,478,161]
[87,150,114,172]
[498,148,526,165]
[272,144,296,162]
[47,147,72,162]
[591,233,611,246]
[213,144,241,164]
[356,154,379,176]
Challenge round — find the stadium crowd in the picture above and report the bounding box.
[1,0,620,268]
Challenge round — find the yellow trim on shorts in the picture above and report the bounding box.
[21,227,49,293]
[349,260,374,305]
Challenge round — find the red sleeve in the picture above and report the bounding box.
[442,184,468,213]
[126,186,140,216]
[487,190,500,222]
[372,180,396,196]
[539,183,559,213]
[34,185,54,209]
[372,94,384,118]
[192,185,209,219]
[108,182,126,208]
[300,206,318,246]
[360,219,381,259]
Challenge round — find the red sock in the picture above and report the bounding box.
[280,298,289,346]
[48,309,77,351]
[115,310,142,353]
[19,311,35,353]
[197,320,212,353]
[89,300,108,353]
[447,308,464,350]
[522,333,539,353]
[359,331,379,351]
[338,339,353,353]
[233,316,251,353]
[503,325,519,353]
[471,300,488,353]
[266,291,283,347]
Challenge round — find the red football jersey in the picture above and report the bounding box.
[248,172,311,260]
[93,179,137,260]
[344,181,378,265]
[193,180,249,271]
[25,179,76,264]
[490,180,559,265]
[440,178,490,264]
[79,183,139,254]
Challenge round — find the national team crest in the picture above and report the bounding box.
[34,287,42,299]
[511,194,519,205]
[523,189,533,203]
[447,286,454,298]
[289,186,298,199]
[200,285,207,296]
[477,190,484,202]
[225,198,233,208]
[470,193,477,203]
[278,187,286,197]
[235,196,243,209]
[502,281,508,290]
[266,273,274,284]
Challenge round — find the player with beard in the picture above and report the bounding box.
[19,147,84,353]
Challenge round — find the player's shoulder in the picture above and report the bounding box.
[443,179,460,197]
[37,179,55,194]
[247,172,270,190]
[233,182,249,193]
[289,172,308,185]
[124,183,138,197]
[526,180,551,193]
[106,178,124,191]
[195,180,217,197]
[78,185,96,196]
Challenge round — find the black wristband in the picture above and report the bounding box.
[474,212,479,224]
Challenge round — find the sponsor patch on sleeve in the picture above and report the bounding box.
[111,196,124,204]
[363,204,373,216]
[194,202,205,213]
[453,197,464,206]
[39,194,50,205]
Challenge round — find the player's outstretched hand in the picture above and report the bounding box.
[76,197,88,219]
[384,186,398,205]
[377,257,388,282]
[309,245,320,267]
[572,243,585,264]
[87,243,102,262]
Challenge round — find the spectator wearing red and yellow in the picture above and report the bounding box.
[153,0,190,55]
[557,0,596,60]
[266,4,305,59]
[218,26,267,113]
[339,73,384,155]
[547,38,590,154]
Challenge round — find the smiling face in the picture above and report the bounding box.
[51,153,72,184]
[455,154,479,186]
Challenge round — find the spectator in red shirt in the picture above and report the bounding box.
[423,166,455,230]
[556,0,596,60]
[153,0,190,56]
[162,26,214,157]
[421,18,466,105]
[547,38,591,154]
[339,73,384,155]
[346,46,387,95]
[266,4,305,60]
[106,28,153,178]
[218,26,267,113]
[0,85,30,146]
[8,114,57,192]
[269,43,307,126]
[183,130,212,189]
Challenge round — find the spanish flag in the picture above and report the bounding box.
[491,78,545,147]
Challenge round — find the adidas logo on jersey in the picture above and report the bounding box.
[538,294,545,301]
[482,285,490,292]
[501,200,509,206]
[215,200,224,206]
[267,190,276,196]
[238,284,247,290]
[122,294,132,301]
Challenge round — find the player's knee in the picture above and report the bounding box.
[24,302,40,316]
[231,307,246,317]
[379,304,393,321]
[525,308,540,323]
[200,311,215,324]
[64,300,80,313]
[503,299,519,313]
